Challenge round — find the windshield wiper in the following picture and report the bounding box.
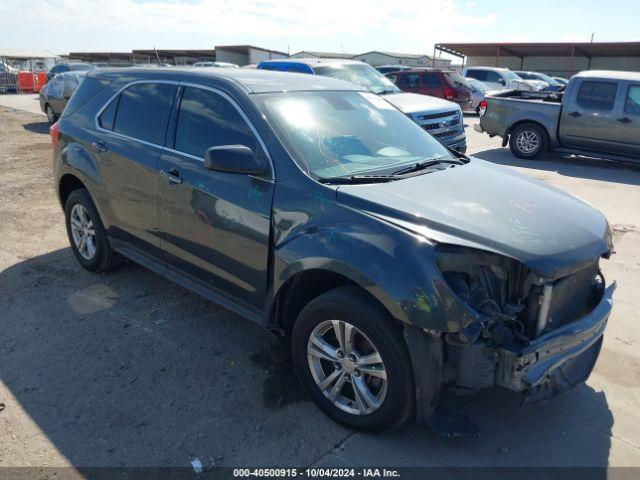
[391,158,464,176]
[318,174,398,185]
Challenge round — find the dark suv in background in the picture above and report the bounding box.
[52,67,614,433]
[386,69,473,110]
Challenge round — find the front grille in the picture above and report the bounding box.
[546,261,598,329]
[422,117,461,131]
[431,129,462,139]
[417,110,459,121]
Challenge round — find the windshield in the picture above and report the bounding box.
[314,64,400,95]
[256,91,455,179]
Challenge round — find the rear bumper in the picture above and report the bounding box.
[496,283,615,401]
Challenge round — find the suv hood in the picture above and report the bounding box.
[336,159,611,279]
[382,92,460,114]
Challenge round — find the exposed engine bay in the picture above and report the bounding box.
[435,245,608,401]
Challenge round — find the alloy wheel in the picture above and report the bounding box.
[307,319,387,415]
[70,204,97,260]
[515,130,540,154]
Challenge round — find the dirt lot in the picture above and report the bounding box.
[1,104,640,472]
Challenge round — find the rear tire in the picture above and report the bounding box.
[45,104,57,124]
[64,189,121,272]
[509,123,547,159]
[291,286,415,432]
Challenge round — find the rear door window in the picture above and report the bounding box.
[465,70,486,81]
[625,85,640,114]
[399,73,420,88]
[174,87,257,158]
[576,81,618,111]
[113,83,177,145]
[423,73,442,87]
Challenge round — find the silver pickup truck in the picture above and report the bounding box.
[475,70,640,161]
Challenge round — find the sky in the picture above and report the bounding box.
[2,0,640,57]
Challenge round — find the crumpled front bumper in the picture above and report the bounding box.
[495,282,615,403]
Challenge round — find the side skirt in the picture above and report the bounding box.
[112,239,263,325]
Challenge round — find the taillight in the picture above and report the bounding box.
[50,121,60,149]
[479,99,488,116]
[443,87,455,100]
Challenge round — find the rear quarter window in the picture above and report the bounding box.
[61,77,111,117]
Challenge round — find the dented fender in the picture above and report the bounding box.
[267,180,479,333]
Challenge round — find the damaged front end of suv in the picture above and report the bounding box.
[434,243,615,405]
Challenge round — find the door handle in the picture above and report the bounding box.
[617,117,632,124]
[92,141,108,153]
[568,111,582,118]
[160,168,183,185]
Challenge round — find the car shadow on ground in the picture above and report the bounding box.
[473,147,640,186]
[0,248,346,468]
[22,121,50,135]
[0,248,613,469]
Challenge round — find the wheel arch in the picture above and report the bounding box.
[266,264,406,347]
[507,119,553,150]
[58,173,86,208]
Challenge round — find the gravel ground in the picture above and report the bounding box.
[1,105,639,472]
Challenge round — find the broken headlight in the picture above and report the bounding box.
[435,244,533,345]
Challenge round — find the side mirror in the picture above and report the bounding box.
[204,145,269,176]
[499,78,506,86]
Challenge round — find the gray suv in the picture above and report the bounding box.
[52,67,614,432]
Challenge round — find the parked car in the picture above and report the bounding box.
[553,77,570,86]
[514,71,564,91]
[475,70,640,160]
[193,61,239,68]
[375,65,411,74]
[462,67,534,91]
[258,59,467,153]
[40,71,87,123]
[52,67,615,431]
[385,69,473,111]
[466,78,501,113]
[46,62,95,81]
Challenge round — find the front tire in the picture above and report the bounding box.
[65,189,120,272]
[292,286,415,431]
[509,123,547,159]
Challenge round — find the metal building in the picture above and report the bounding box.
[435,42,640,78]
[353,51,450,68]
[290,51,355,59]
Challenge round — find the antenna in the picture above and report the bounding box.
[590,32,595,43]
[153,47,161,64]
